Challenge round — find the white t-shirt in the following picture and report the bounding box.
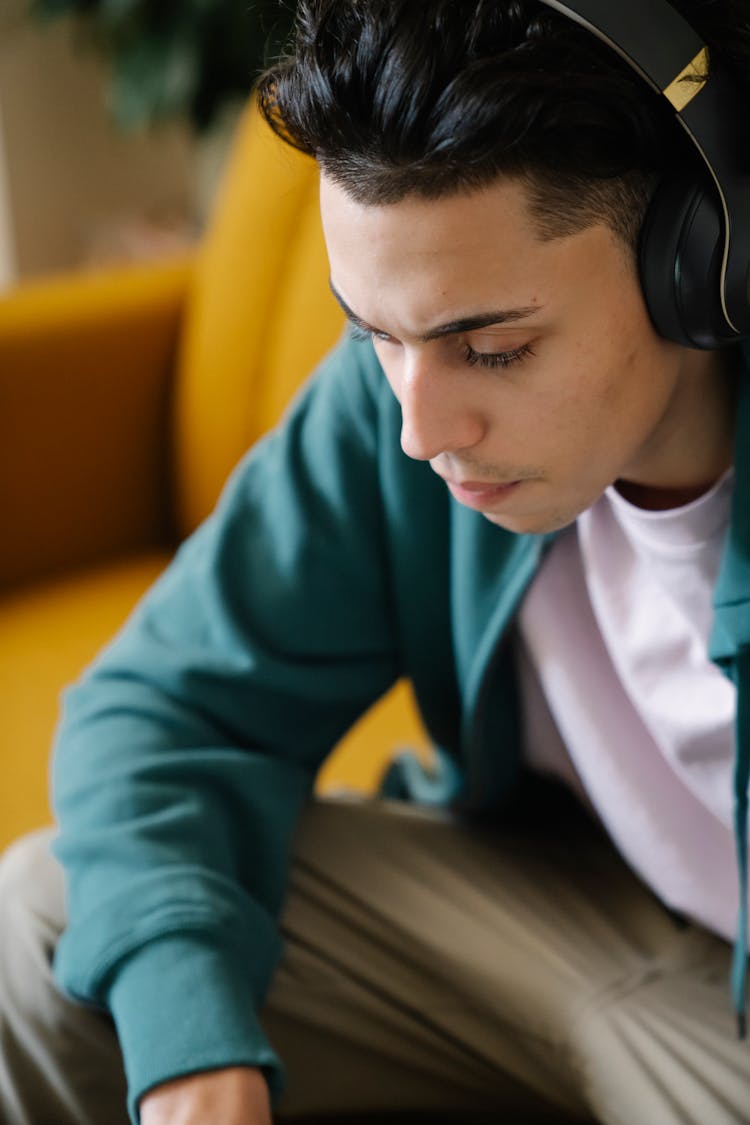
[517,469,738,940]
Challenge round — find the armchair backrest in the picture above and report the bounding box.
[173,101,345,538]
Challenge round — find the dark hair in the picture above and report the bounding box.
[257,0,750,252]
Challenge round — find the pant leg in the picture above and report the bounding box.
[1,792,747,1125]
[0,828,130,1125]
[570,926,747,1125]
[268,792,750,1125]
[267,795,590,1121]
[0,808,566,1125]
[0,814,568,1125]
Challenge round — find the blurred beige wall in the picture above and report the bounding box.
[0,3,198,288]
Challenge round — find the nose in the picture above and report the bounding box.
[397,349,485,462]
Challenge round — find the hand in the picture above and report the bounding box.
[139,1066,272,1125]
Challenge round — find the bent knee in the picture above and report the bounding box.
[0,828,65,941]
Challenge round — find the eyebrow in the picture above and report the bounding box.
[329,279,541,342]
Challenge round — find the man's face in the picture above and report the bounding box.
[320,173,725,534]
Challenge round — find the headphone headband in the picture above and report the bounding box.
[538,0,750,339]
[540,0,705,95]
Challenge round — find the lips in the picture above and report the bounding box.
[444,478,523,511]
[454,479,513,492]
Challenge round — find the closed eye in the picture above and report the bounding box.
[349,322,535,371]
[348,323,391,344]
[463,342,535,369]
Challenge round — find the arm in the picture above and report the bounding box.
[51,336,400,1123]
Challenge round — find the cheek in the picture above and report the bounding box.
[596,334,675,429]
[523,347,631,468]
[562,324,648,422]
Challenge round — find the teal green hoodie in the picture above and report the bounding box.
[51,335,750,1121]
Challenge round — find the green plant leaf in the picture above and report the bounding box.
[29,0,298,132]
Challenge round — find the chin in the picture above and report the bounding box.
[483,508,577,536]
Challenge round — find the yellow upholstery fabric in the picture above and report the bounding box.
[173,105,345,536]
[0,552,171,848]
[0,101,429,853]
[0,259,190,590]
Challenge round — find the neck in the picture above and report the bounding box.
[614,476,729,510]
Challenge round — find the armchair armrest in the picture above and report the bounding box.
[0,255,194,590]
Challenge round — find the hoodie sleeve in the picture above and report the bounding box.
[50,335,400,1123]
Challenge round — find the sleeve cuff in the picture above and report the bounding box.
[106,933,285,1124]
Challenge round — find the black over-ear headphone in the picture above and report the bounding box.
[538,0,750,350]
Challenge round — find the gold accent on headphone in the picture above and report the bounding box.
[663,46,710,112]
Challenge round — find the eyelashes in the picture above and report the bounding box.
[349,324,390,345]
[349,323,535,372]
[463,342,536,370]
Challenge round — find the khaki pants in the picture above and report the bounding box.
[0,787,747,1125]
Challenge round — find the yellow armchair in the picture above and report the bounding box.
[0,100,428,852]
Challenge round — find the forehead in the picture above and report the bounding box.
[319,173,540,262]
[319,173,611,330]
[321,175,542,309]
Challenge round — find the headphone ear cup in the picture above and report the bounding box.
[639,173,732,349]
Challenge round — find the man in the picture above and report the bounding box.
[2,0,750,1122]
